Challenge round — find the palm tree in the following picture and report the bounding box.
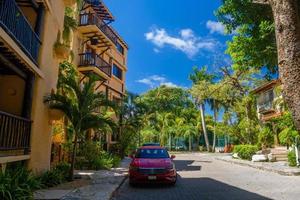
[189,66,215,151]
[208,99,222,152]
[44,62,116,179]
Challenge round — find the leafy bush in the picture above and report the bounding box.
[75,142,121,170]
[233,145,258,160]
[279,128,299,148]
[0,167,41,200]
[40,169,64,188]
[288,150,297,167]
[258,127,274,148]
[39,162,71,188]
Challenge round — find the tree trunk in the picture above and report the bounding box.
[270,0,300,132]
[200,103,210,151]
[189,135,192,151]
[212,100,217,152]
[169,133,172,150]
[69,133,78,180]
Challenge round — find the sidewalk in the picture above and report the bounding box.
[216,155,300,176]
[34,157,130,200]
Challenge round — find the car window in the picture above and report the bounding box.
[135,149,169,158]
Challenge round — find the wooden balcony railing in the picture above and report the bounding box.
[0,0,41,63]
[79,52,112,77]
[0,111,32,153]
[79,12,118,45]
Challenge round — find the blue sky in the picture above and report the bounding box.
[105,0,233,94]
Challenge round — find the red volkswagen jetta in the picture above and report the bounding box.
[129,146,177,186]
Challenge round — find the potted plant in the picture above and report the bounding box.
[54,42,70,59]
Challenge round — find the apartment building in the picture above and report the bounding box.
[252,79,283,122]
[0,0,68,172]
[50,0,128,162]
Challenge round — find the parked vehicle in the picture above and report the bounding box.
[129,146,177,186]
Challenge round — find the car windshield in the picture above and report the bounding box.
[135,148,170,159]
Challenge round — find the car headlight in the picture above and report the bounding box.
[166,163,175,170]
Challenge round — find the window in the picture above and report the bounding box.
[257,89,274,111]
[113,64,122,80]
[135,149,170,159]
[116,42,124,54]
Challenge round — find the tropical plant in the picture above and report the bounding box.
[190,66,216,151]
[0,167,41,200]
[233,145,258,160]
[44,62,116,179]
[63,7,77,44]
[288,150,297,167]
[258,127,274,148]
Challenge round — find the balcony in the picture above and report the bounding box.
[79,52,112,78]
[78,12,118,46]
[0,0,41,63]
[0,111,32,154]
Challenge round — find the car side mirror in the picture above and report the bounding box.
[171,155,176,159]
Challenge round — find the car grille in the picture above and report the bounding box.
[138,168,167,175]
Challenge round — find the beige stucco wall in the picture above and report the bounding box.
[0,75,25,116]
[28,0,65,173]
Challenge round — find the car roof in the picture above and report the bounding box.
[139,146,166,150]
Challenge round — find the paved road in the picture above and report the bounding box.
[112,153,300,200]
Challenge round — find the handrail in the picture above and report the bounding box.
[79,52,112,77]
[0,0,41,62]
[79,12,118,45]
[0,111,32,122]
[0,111,32,152]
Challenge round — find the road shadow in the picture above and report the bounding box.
[174,160,201,171]
[114,175,271,200]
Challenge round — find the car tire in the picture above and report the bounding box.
[129,180,136,187]
[170,175,177,186]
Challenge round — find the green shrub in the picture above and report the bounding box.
[258,127,274,148]
[0,167,41,200]
[39,162,71,188]
[233,145,258,160]
[279,128,298,148]
[75,142,122,170]
[288,150,297,167]
[112,155,121,168]
[55,162,71,180]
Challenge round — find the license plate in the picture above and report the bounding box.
[148,176,156,180]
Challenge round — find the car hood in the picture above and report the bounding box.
[132,158,172,168]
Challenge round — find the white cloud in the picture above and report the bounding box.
[206,20,226,35]
[145,27,218,58]
[136,75,179,88]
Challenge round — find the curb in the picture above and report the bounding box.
[110,175,128,200]
[215,157,300,176]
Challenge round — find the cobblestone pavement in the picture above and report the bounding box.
[112,153,300,200]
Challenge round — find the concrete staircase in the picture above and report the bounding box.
[271,147,288,161]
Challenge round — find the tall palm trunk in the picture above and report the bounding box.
[189,135,192,151]
[212,101,217,152]
[200,103,210,151]
[69,133,78,180]
[269,0,300,132]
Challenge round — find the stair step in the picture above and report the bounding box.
[276,158,288,161]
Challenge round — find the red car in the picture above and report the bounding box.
[129,146,177,186]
